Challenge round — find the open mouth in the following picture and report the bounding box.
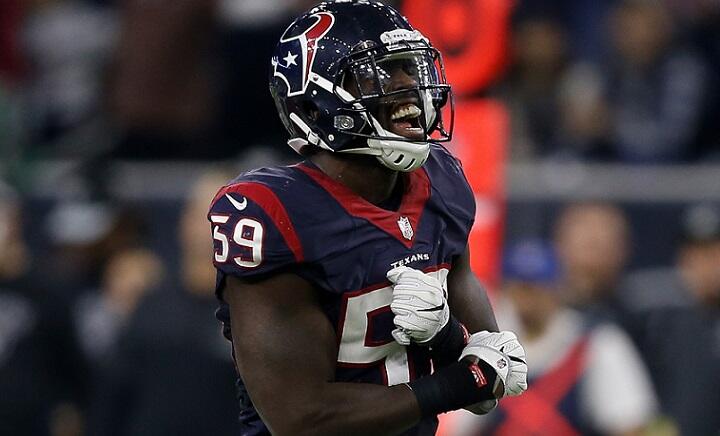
[388,103,424,140]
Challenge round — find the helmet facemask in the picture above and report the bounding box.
[333,42,454,172]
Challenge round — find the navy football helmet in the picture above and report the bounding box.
[269,0,454,172]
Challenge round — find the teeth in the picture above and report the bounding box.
[391,104,421,121]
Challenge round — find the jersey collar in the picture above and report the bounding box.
[296,162,431,248]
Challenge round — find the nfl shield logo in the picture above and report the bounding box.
[397,216,414,241]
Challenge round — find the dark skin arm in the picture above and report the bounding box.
[224,273,421,436]
[445,247,505,398]
[447,247,499,333]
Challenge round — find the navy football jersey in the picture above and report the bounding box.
[208,145,475,436]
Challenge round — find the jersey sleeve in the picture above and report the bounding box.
[208,181,304,299]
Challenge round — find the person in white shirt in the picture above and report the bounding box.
[450,239,658,436]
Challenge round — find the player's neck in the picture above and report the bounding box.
[310,152,399,206]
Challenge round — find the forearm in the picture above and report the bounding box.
[448,255,498,333]
[453,280,498,333]
[274,358,497,436]
[272,382,419,436]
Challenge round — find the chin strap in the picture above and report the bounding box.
[367,115,430,172]
[289,113,334,151]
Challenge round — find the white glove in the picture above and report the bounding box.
[460,331,528,399]
[386,266,450,346]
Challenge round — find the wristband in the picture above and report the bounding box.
[407,359,497,417]
[428,316,470,367]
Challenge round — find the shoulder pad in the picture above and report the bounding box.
[208,181,304,287]
[425,145,476,221]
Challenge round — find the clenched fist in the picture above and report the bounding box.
[386,266,450,346]
[460,330,528,414]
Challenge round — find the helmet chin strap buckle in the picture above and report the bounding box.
[307,131,323,146]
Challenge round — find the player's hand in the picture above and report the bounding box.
[386,266,450,346]
[460,331,528,402]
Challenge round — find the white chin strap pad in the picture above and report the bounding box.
[368,137,430,172]
[367,116,430,172]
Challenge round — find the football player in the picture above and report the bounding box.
[208,1,527,435]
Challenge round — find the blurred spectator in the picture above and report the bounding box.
[0,0,27,177]
[14,0,401,161]
[0,182,88,436]
[0,0,27,85]
[452,240,658,435]
[41,202,146,297]
[553,202,631,317]
[676,204,720,306]
[495,16,569,160]
[74,248,164,369]
[603,0,710,163]
[109,0,218,159]
[215,1,298,161]
[670,0,720,160]
[21,0,118,151]
[552,62,612,160]
[621,203,720,434]
[495,16,611,161]
[87,171,239,436]
[0,84,25,179]
[217,0,296,27]
[501,0,716,163]
[110,0,310,160]
[512,0,612,63]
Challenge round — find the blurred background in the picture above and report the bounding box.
[0,0,718,435]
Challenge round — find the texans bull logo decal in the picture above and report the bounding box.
[272,12,335,97]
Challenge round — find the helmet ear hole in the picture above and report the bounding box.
[302,101,320,122]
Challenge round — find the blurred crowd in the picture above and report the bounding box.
[448,202,720,436]
[501,0,719,163]
[1,0,718,169]
[1,0,719,435]
[1,171,241,436]
[0,0,323,172]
